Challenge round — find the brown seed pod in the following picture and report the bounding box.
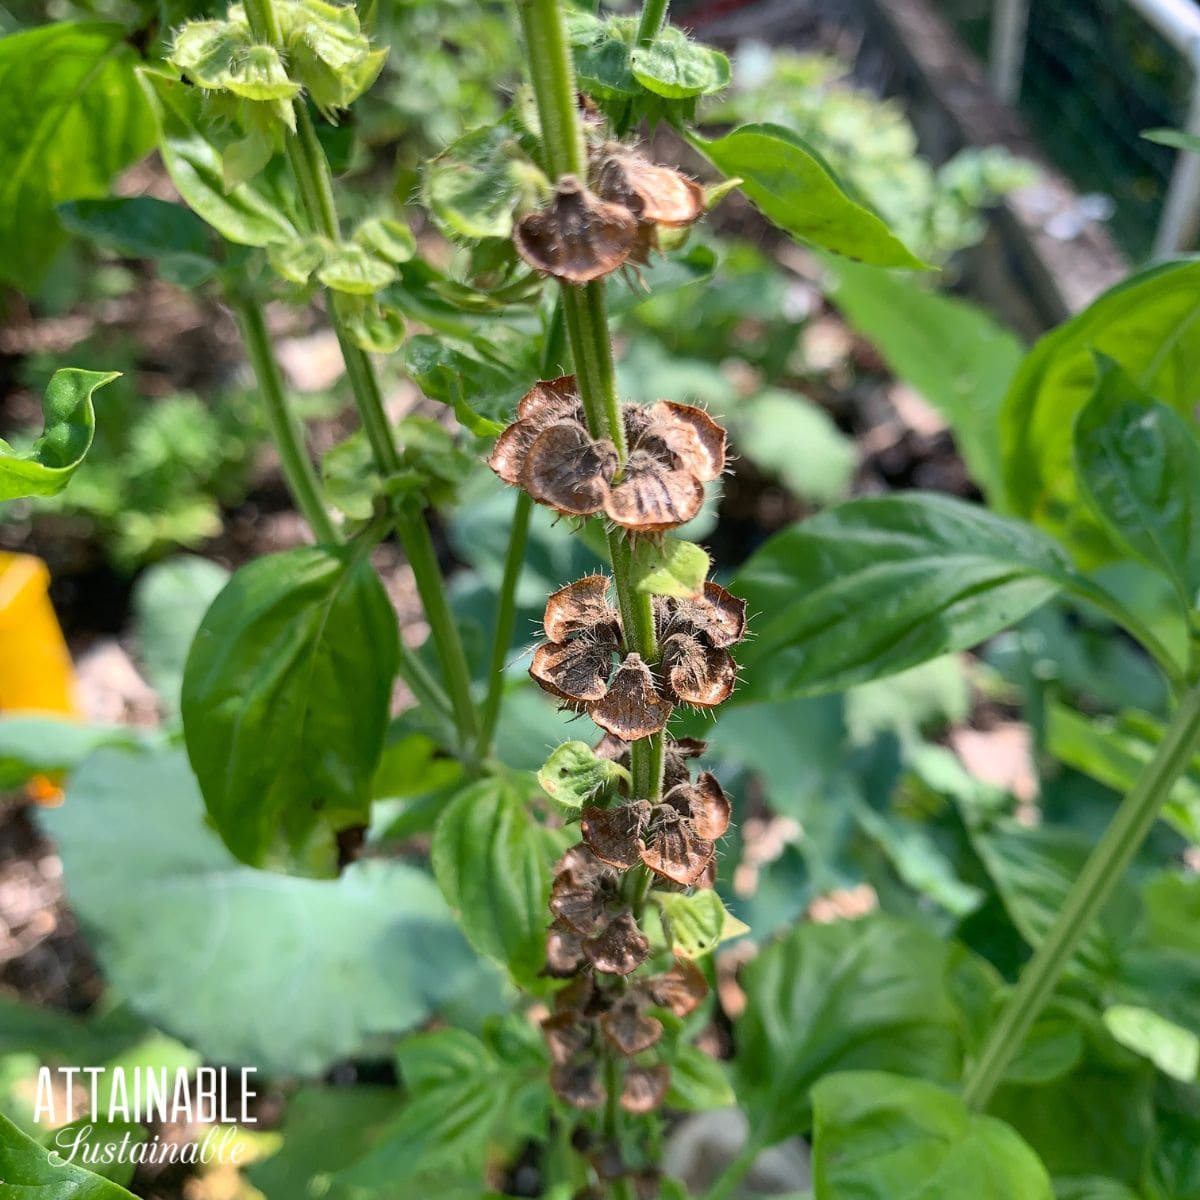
[620,1063,670,1114]
[590,653,672,741]
[552,1060,606,1109]
[488,376,583,485]
[594,143,704,228]
[554,970,605,1017]
[581,800,650,870]
[530,638,614,704]
[642,957,708,1016]
[662,581,747,649]
[550,861,613,936]
[666,771,731,841]
[604,450,706,533]
[523,421,618,517]
[643,401,727,482]
[662,632,736,708]
[600,995,664,1057]
[514,175,638,283]
[544,574,620,643]
[584,909,650,975]
[542,1010,593,1064]
[640,809,714,886]
[544,919,588,977]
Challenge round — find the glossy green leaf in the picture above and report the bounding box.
[1001,258,1200,565]
[734,915,965,1143]
[629,27,730,99]
[1074,355,1200,610]
[1103,1004,1199,1081]
[432,778,552,988]
[133,554,230,713]
[181,545,400,867]
[732,492,1071,700]
[58,197,219,287]
[665,1042,735,1111]
[537,741,627,814]
[811,1071,1053,1199]
[0,369,120,501]
[690,124,927,269]
[630,536,710,598]
[656,889,748,958]
[0,1111,137,1198]
[138,70,299,247]
[0,23,155,290]
[40,746,485,1075]
[825,257,1023,500]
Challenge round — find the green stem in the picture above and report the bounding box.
[635,0,669,44]
[232,295,339,545]
[961,682,1200,1111]
[243,0,478,750]
[516,0,586,179]
[604,1057,636,1200]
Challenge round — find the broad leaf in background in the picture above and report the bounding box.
[58,196,220,288]
[133,554,230,713]
[1074,356,1200,613]
[0,23,155,290]
[1001,258,1200,566]
[0,1111,137,1198]
[825,257,1023,500]
[138,69,299,247]
[0,369,120,501]
[734,914,965,1144]
[41,747,487,1075]
[0,716,140,790]
[691,123,927,269]
[630,536,710,598]
[182,545,399,867]
[732,492,1071,700]
[432,778,552,989]
[811,1071,1053,1199]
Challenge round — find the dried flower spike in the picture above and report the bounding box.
[594,143,704,229]
[514,175,637,283]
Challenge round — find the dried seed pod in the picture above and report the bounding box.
[554,970,604,1016]
[644,401,726,482]
[594,143,704,228]
[640,809,714,886]
[544,574,620,643]
[600,995,664,1056]
[620,1063,670,1114]
[552,1060,606,1109]
[488,376,583,485]
[642,957,708,1016]
[584,909,650,975]
[530,638,614,704]
[666,771,731,841]
[550,863,613,936]
[662,581,747,649]
[590,653,672,741]
[581,801,650,870]
[604,449,705,533]
[662,632,736,708]
[542,1011,593,1064]
[523,421,619,516]
[514,175,638,283]
[544,919,588,977]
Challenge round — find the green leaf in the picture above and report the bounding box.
[1143,127,1200,153]
[1001,258,1200,566]
[1073,355,1200,610]
[665,1042,735,1111]
[729,388,857,504]
[181,545,400,867]
[734,915,965,1144]
[317,241,397,294]
[138,69,299,248]
[40,746,487,1075]
[630,536,711,598]
[690,123,927,269]
[0,23,155,290]
[355,217,416,265]
[0,369,120,501]
[0,716,139,790]
[732,492,1071,700]
[811,1071,1054,1199]
[58,197,220,287]
[0,1111,137,1198]
[537,741,627,814]
[42,1120,147,1187]
[568,11,638,99]
[824,257,1023,501]
[629,27,730,99]
[171,19,300,101]
[656,889,748,958]
[332,293,408,354]
[432,778,552,989]
[1103,1004,1199,1081]
[132,554,230,713]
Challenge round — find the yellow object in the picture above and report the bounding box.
[0,551,77,716]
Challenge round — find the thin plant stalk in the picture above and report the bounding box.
[961,681,1200,1110]
[238,0,479,751]
[635,0,670,44]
